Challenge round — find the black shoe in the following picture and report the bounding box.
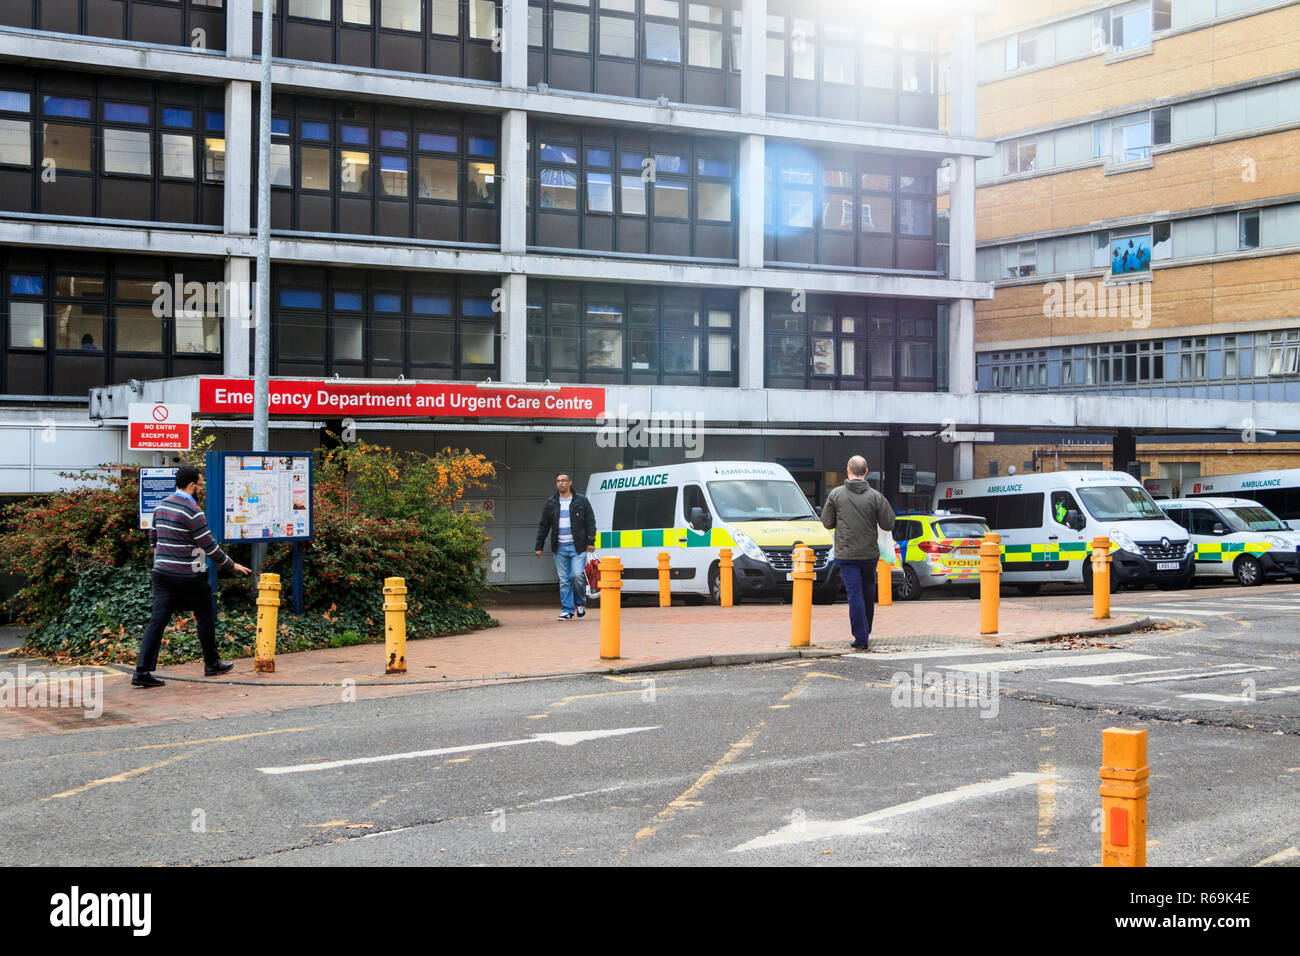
[131,673,165,688]
[204,661,234,676]
[576,605,586,619]
[849,642,869,650]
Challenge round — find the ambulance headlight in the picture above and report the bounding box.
[1108,527,1137,553]
[733,531,765,562]
[1264,534,1287,549]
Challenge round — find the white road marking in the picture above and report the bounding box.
[1176,694,1255,703]
[869,733,936,745]
[848,646,1021,662]
[935,651,1158,674]
[731,772,1055,852]
[1057,664,1274,687]
[1184,601,1300,610]
[1256,847,1300,867]
[1111,606,1230,617]
[256,727,659,775]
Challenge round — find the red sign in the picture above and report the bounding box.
[198,378,605,419]
[129,402,191,450]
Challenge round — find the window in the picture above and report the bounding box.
[289,0,329,18]
[468,0,496,40]
[1096,1,1155,54]
[600,16,635,58]
[554,10,590,53]
[1267,330,1300,376]
[790,19,815,81]
[1239,210,1260,250]
[343,0,371,24]
[0,118,31,166]
[1002,137,1036,175]
[1179,337,1208,379]
[613,487,678,531]
[645,21,681,63]
[44,123,92,172]
[381,0,420,31]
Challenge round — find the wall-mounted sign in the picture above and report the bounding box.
[899,463,917,494]
[198,378,605,419]
[129,403,191,450]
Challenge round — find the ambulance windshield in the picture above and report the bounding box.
[706,480,816,521]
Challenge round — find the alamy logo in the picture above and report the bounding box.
[891,665,1000,719]
[49,887,151,936]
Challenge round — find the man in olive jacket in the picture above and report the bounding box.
[821,456,896,649]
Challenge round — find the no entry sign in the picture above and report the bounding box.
[129,403,192,450]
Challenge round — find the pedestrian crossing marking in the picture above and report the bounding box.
[935,651,1158,674]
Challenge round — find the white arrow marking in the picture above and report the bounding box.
[731,771,1055,852]
[937,651,1157,674]
[257,726,658,775]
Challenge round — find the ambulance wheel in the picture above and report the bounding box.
[896,566,923,601]
[708,564,722,605]
[1081,563,1118,594]
[1015,583,1042,596]
[1233,555,1263,587]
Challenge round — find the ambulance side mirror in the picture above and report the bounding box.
[814,506,822,518]
[1065,510,1085,532]
[1212,523,1228,536]
[689,506,711,531]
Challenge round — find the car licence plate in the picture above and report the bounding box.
[1156,561,1179,571]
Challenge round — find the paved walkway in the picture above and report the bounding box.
[0,600,1143,741]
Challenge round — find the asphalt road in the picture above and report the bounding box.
[1,588,1296,867]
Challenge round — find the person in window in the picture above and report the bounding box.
[80,333,97,351]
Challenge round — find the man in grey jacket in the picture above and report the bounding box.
[821,456,896,649]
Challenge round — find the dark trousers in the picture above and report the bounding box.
[136,570,218,674]
[837,560,877,647]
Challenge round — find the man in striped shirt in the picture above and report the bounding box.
[133,465,251,688]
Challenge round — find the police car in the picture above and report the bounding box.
[888,511,992,600]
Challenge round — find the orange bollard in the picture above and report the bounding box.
[1100,727,1149,867]
[599,556,623,660]
[1092,536,1111,620]
[657,551,671,607]
[979,532,1001,635]
[790,545,814,648]
[718,548,734,607]
[877,558,892,606]
[383,576,407,674]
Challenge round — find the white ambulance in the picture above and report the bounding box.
[1186,469,1300,522]
[585,461,841,604]
[1158,497,1300,586]
[932,471,1194,591]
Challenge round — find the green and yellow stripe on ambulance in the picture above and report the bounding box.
[1000,541,1117,564]
[596,527,737,549]
[1193,541,1272,566]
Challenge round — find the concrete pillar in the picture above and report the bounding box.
[949,155,976,282]
[738,287,765,389]
[948,13,978,139]
[948,298,975,395]
[953,442,974,481]
[223,80,253,236]
[501,0,529,90]
[499,272,528,383]
[223,256,252,376]
[740,0,767,116]
[738,134,765,269]
[227,0,252,59]
[1113,429,1138,477]
[501,110,528,255]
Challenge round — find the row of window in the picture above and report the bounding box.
[257,97,499,241]
[0,74,226,223]
[978,203,1300,281]
[977,0,1280,81]
[766,298,939,391]
[525,281,738,387]
[0,0,227,53]
[979,330,1300,393]
[1,256,225,397]
[273,268,500,379]
[978,76,1300,182]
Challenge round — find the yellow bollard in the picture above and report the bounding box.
[877,558,892,606]
[718,548,734,607]
[254,572,282,673]
[1100,727,1149,867]
[599,557,623,660]
[1092,536,1111,620]
[790,545,814,648]
[979,532,1001,635]
[657,551,671,607]
[383,577,408,674]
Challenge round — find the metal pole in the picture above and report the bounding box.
[252,0,273,573]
